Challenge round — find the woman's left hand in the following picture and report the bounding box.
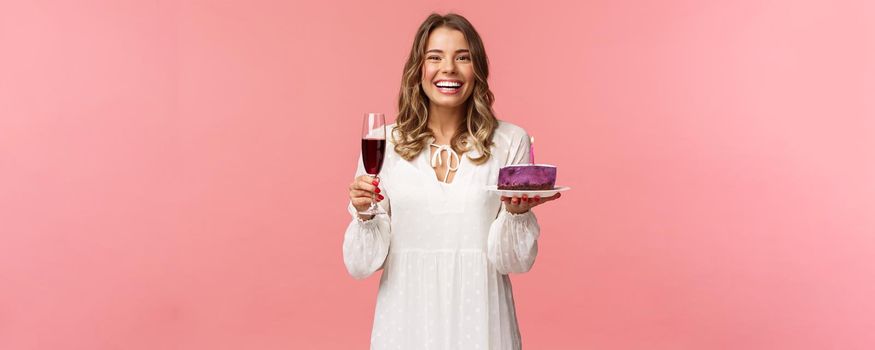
[501,192,562,214]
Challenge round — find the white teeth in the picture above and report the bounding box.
[436,81,462,88]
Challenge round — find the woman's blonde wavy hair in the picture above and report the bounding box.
[393,13,498,165]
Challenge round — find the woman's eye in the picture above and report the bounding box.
[457,56,471,61]
[426,56,441,61]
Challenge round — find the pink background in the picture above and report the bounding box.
[2,0,874,349]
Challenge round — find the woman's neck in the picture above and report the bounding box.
[427,104,464,143]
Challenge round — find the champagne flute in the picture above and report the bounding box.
[359,112,387,215]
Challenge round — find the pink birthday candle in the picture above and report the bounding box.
[529,136,535,164]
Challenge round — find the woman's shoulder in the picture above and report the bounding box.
[387,123,400,146]
[493,120,530,144]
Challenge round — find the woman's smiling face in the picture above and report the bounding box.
[421,27,475,110]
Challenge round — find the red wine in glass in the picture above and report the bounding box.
[359,113,387,216]
[361,138,386,175]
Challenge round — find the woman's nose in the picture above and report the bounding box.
[440,59,456,74]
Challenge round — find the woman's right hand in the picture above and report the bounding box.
[349,175,384,219]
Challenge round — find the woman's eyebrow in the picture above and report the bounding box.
[425,49,471,54]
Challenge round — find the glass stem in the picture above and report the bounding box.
[370,175,379,210]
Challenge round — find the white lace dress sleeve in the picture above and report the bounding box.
[342,154,391,280]
[487,131,542,274]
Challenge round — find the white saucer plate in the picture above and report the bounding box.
[485,185,571,198]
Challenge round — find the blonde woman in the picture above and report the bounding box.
[344,13,561,349]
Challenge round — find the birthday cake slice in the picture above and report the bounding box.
[497,164,557,190]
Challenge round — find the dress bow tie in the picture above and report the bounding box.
[429,144,460,183]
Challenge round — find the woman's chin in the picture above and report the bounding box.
[428,94,471,110]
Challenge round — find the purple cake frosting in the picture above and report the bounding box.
[497,164,557,190]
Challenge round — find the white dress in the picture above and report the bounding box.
[343,121,541,350]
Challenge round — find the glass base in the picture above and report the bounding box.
[358,202,386,216]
